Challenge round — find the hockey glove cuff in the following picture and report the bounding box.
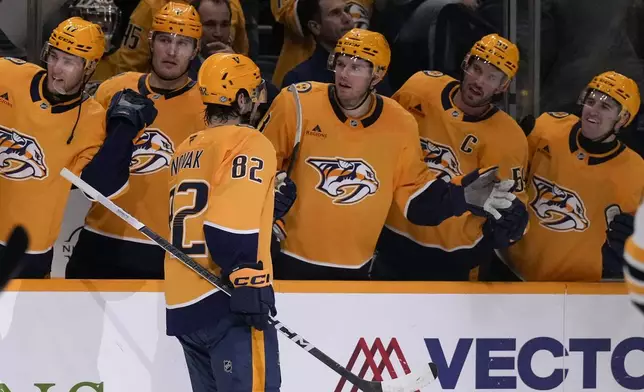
[483,197,529,248]
[272,219,287,242]
[227,262,276,331]
[274,171,297,220]
[107,88,158,134]
[606,212,634,257]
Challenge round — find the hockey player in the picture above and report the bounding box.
[92,0,248,81]
[259,28,518,280]
[66,2,205,279]
[624,201,644,315]
[373,34,530,281]
[504,71,644,281]
[270,0,374,87]
[0,17,157,278]
[166,53,280,391]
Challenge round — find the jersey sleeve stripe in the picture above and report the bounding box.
[403,179,435,219]
[204,223,260,272]
[204,221,260,235]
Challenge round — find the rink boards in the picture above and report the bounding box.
[0,280,642,392]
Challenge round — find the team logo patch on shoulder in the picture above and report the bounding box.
[0,126,48,180]
[306,157,379,205]
[130,128,175,175]
[291,82,312,93]
[423,70,444,77]
[530,175,589,232]
[420,138,462,180]
[547,112,570,118]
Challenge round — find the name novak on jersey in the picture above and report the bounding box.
[0,126,48,181]
[170,148,203,176]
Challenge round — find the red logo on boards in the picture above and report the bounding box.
[334,337,418,392]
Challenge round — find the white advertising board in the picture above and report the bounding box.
[0,287,642,391]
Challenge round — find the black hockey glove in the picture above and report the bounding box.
[274,171,297,220]
[483,197,529,248]
[601,212,634,278]
[107,88,157,134]
[227,262,277,331]
[456,166,514,219]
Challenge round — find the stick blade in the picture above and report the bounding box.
[0,226,29,291]
[380,362,438,392]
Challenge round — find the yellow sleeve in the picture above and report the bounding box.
[271,0,304,36]
[392,118,436,211]
[391,72,431,122]
[270,0,316,87]
[229,0,249,55]
[67,113,107,176]
[204,135,277,231]
[257,88,296,171]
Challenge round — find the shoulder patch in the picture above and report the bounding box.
[290,82,312,93]
[4,57,26,65]
[547,112,570,119]
[423,70,444,77]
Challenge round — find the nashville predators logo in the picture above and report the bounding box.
[530,176,589,232]
[130,128,175,175]
[420,138,462,180]
[0,126,48,180]
[306,157,379,205]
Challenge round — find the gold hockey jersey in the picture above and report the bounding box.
[385,71,528,251]
[84,72,204,243]
[93,0,248,82]
[165,125,276,334]
[259,81,437,268]
[0,57,106,253]
[270,0,374,87]
[507,112,644,281]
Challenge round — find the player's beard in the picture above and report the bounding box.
[460,81,493,108]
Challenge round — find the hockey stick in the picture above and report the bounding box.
[60,168,438,392]
[0,226,29,293]
[285,84,303,176]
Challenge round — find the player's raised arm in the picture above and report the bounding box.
[79,88,157,198]
[393,123,517,227]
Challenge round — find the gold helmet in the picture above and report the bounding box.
[466,34,519,80]
[580,71,641,127]
[46,17,105,67]
[151,1,202,40]
[330,28,391,78]
[198,53,265,106]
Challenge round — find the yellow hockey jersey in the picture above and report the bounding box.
[507,112,644,281]
[93,0,248,82]
[84,72,204,244]
[165,125,276,335]
[270,0,374,87]
[259,81,438,268]
[0,57,106,253]
[385,71,528,251]
[624,216,644,316]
